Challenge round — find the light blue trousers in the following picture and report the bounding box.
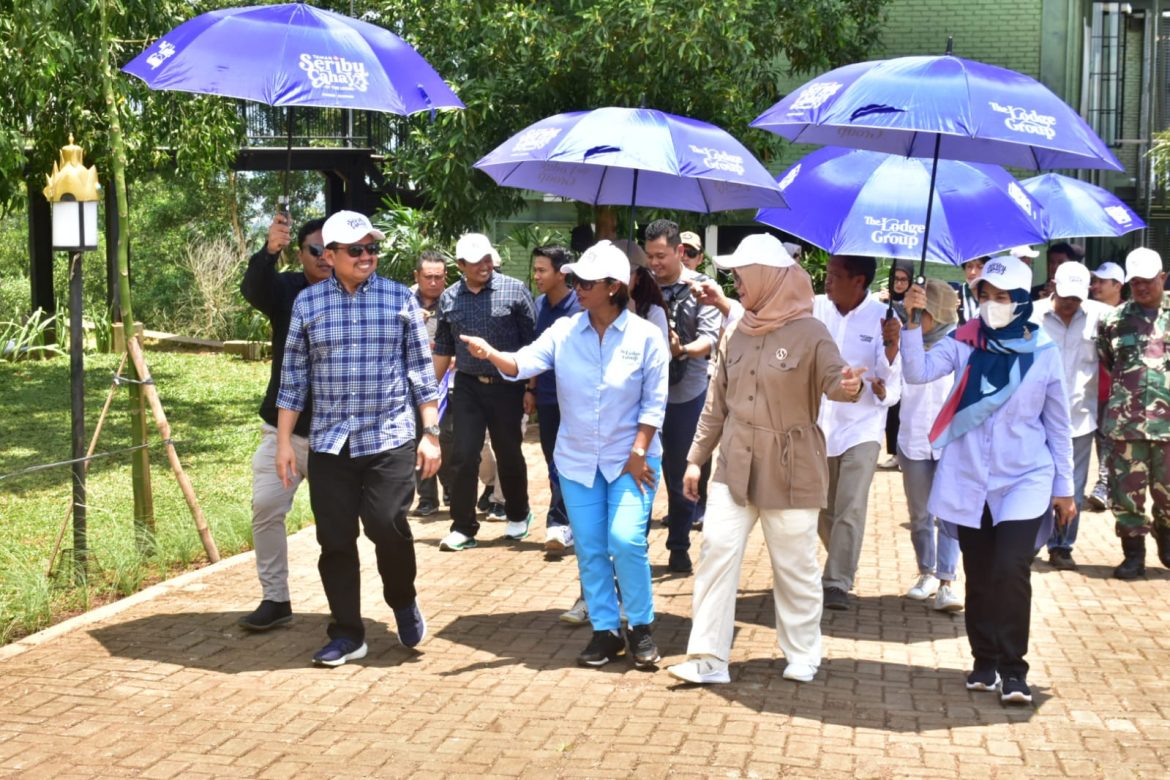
[896,449,959,581]
[560,460,660,631]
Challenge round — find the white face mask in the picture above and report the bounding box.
[980,300,1017,329]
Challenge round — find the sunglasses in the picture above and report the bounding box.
[338,243,381,258]
[573,277,614,291]
[683,247,701,259]
[303,243,325,258]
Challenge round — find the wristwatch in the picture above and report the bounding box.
[631,446,647,457]
[422,424,441,437]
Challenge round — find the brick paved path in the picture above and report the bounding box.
[2,436,1169,778]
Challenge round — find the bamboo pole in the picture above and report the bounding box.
[126,338,220,563]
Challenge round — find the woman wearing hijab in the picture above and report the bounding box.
[895,254,1075,705]
[894,280,963,611]
[460,241,669,669]
[667,234,865,685]
[878,261,914,469]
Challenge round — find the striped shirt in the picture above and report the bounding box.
[278,274,440,457]
[432,272,536,375]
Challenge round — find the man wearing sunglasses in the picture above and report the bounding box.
[680,231,705,272]
[432,233,537,552]
[277,210,441,667]
[237,211,329,632]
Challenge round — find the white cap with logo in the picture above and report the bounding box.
[322,210,386,246]
[1008,245,1040,260]
[455,233,495,263]
[1125,247,1163,282]
[1053,261,1091,300]
[714,234,795,270]
[561,240,630,282]
[1091,261,1125,284]
[978,255,1033,293]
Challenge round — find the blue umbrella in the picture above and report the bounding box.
[755,147,1049,265]
[1020,173,1145,240]
[123,2,463,202]
[474,107,787,240]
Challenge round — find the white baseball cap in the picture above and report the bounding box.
[1125,247,1163,282]
[561,240,630,282]
[490,247,502,268]
[714,234,795,270]
[1091,261,1125,284]
[1053,261,1090,300]
[455,233,495,263]
[978,255,1033,293]
[1008,245,1040,260]
[679,231,702,251]
[782,241,803,260]
[322,210,386,246]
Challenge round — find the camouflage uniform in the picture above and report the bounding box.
[1096,293,1170,537]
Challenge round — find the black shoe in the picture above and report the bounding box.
[1048,549,1078,571]
[1154,526,1170,568]
[237,600,292,631]
[1114,535,1147,580]
[823,587,849,611]
[477,486,493,513]
[410,501,439,518]
[965,665,1000,691]
[692,515,704,532]
[577,630,626,667]
[1000,674,1032,704]
[668,549,693,574]
[625,624,661,668]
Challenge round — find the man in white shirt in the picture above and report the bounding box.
[1032,262,1108,569]
[814,255,902,609]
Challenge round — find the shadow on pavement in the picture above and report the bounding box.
[88,611,422,673]
[673,657,1044,731]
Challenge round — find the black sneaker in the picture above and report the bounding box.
[823,587,849,611]
[410,501,439,518]
[237,599,292,631]
[1048,549,1078,571]
[626,624,661,668]
[668,549,693,574]
[965,667,1000,691]
[1000,674,1032,704]
[577,630,626,667]
[476,486,493,513]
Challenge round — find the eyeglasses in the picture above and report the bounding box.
[574,277,600,291]
[683,247,701,259]
[303,243,325,258]
[338,243,381,258]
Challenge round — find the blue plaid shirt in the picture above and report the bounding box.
[278,274,440,457]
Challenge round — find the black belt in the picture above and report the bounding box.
[460,371,506,385]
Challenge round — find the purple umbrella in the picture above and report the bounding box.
[755,147,1049,265]
[123,2,463,203]
[474,107,786,239]
[1020,173,1145,240]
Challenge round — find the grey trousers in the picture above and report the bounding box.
[818,441,881,592]
[250,424,310,602]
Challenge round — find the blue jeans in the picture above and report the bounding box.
[536,404,569,528]
[896,449,959,581]
[662,391,706,551]
[1046,432,1094,552]
[560,461,660,631]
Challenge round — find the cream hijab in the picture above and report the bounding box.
[735,263,815,335]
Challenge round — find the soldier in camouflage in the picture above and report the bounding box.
[1096,247,1170,579]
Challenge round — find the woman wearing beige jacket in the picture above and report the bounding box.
[668,234,864,686]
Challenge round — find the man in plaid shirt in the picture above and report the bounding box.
[277,210,441,667]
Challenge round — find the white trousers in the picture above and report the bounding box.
[686,481,823,666]
[250,424,310,602]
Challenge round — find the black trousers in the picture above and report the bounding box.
[308,441,417,643]
[957,505,1043,678]
[448,375,529,537]
[414,396,455,506]
[885,400,901,456]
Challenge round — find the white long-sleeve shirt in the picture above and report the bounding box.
[813,295,902,457]
[1031,298,1108,437]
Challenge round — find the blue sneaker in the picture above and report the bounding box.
[311,637,368,667]
[394,600,427,648]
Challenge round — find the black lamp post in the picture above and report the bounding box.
[43,136,100,582]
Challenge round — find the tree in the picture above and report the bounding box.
[366,0,889,238]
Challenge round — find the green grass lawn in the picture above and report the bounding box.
[0,351,314,644]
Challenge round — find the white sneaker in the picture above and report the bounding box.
[438,530,477,551]
[933,584,963,612]
[504,513,533,541]
[559,597,589,625]
[782,662,818,682]
[544,525,574,553]
[906,574,940,600]
[668,656,730,685]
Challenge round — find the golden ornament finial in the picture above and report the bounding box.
[43,135,101,203]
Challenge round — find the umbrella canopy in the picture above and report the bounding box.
[751,54,1122,172]
[474,107,787,213]
[754,147,1049,266]
[1020,173,1145,240]
[122,2,463,114]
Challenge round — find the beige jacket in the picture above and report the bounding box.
[687,317,857,510]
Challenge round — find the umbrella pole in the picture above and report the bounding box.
[281,107,294,214]
[627,169,640,245]
[911,134,943,325]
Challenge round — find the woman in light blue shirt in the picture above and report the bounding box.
[461,241,669,670]
[897,254,1075,706]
